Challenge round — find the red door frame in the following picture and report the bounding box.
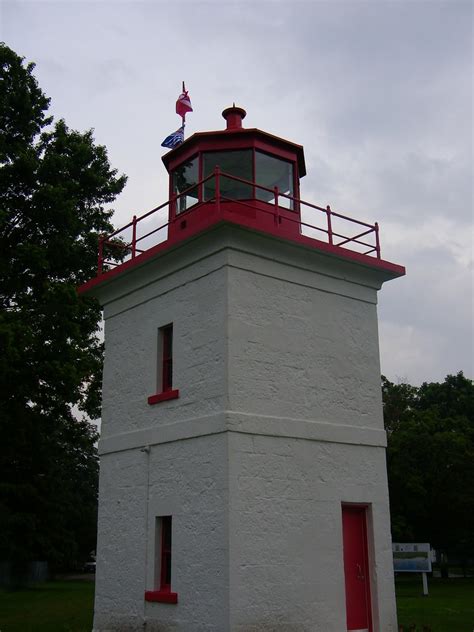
[342,504,373,632]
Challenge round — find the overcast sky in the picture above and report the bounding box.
[2,0,472,385]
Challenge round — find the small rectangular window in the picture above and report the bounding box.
[159,516,172,590]
[161,324,173,392]
[147,324,179,405]
[145,515,178,603]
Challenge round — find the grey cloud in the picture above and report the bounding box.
[3,0,472,384]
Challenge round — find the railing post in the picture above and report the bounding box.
[215,166,221,214]
[274,186,280,226]
[169,195,177,224]
[98,236,104,275]
[132,215,137,258]
[375,221,381,258]
[326,205,333,245]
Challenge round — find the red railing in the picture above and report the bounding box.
[97,168,381,275]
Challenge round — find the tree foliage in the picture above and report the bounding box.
[0,43,126,569]
[383,372,474,559]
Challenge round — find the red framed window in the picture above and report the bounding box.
[160,515,172,589]
[161,325,173,392]
[147,324,179,405]
[144,515,178,604]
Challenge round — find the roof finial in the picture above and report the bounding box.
[222,105,247,130]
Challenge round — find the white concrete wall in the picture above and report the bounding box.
[92,225,398,631]
[94,435,229,632]
[100,254,228,440]
[94,449,148,631]
[144,434,229,631]
[95,242,230,631]
[226,247,384,428]
[227,434,396,631]
[225,241,396,630]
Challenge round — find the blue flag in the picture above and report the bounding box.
[161,126,184,149]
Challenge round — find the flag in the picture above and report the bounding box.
[176,88,193,120]
[161,126,185,149]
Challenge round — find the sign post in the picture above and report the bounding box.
[422,571,428,596]
[393,543,432,596]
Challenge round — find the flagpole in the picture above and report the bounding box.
[163,82,191,148]
[181,81,186,132]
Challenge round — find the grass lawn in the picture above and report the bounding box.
[0,579,94,632]
[1,576,473,631]
[396,576,474,631]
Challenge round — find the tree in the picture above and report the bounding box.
[383,372,474,565]
[381,374,417,435]
[0,43,126,572]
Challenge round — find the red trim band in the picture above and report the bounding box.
[145,590,178,604]
[147,389,180,405]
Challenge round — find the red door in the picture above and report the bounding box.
[342,505,372,632]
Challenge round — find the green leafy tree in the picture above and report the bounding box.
[0,43,126,572]
[381,374,417,435]
[383,372,474,565]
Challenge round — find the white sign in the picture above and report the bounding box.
[392,543,432,573]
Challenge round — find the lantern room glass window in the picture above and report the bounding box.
[172,155,199,214]
[255,151,294,209]
[203,150,253,200]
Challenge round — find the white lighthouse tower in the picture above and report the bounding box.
[81,106,405,631]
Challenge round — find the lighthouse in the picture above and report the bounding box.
[81,107,405,631]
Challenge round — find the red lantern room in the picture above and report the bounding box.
[162,105,306,242]
[81,106,405,293]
